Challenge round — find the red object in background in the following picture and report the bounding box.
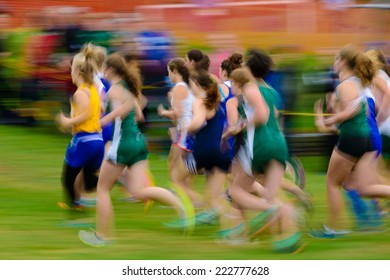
[1,0,187,27]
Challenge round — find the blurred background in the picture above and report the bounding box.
[0,0,389,159]
[1,0,390,260]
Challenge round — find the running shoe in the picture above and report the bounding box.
[57,201,86,211]
[309,225,351,239]
[214,223,247,245]
[248,206,279,239]
[215,223,245,238]
[80,197,97,208]
[272,232,305,254]
[79,229,110,248]
[165,210,218,228]
[214,236,252,246]
[194,210,219,225]
[169,182,196,235]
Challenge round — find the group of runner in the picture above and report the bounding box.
[56,42,390,252]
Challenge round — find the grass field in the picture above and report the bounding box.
[1,125,390,260]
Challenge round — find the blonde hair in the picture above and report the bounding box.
[94,46,107,69]
[72,43,99,85]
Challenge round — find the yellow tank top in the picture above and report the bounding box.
[71,83,102,134]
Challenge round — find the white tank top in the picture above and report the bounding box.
[378,70,390,135]
[171,81,195,130]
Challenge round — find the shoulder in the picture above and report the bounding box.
[226,96,238,107]
[244,82,261,96]
[193,97,205,109]
[218,82,229,91]
[171,83,189,98]
[107,83,126,99]
[74,87,90,98]
[337,80,359,94]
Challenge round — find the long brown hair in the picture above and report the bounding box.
[190,70,220,110]
[168,57,190,84]
[338,45,376,87]
[105,52,141,97]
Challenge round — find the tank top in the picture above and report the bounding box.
[218,80,234,116]
[193,106,226,152]
[171,81,195,131]
[364,87,380,136]
[336,76,370,137]
[252,85,285,148]
[113,80,143,137]
[71,83,101,134]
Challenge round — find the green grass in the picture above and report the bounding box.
[1,125,390,260]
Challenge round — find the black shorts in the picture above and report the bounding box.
[185,149,232,174]
[337,136,374,158]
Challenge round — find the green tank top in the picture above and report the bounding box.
[336,77,370,137]
[338,102,370,137]
[251,84,288,170]
[253,85,284,142]
[107,80,142,137]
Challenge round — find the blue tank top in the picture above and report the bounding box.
[218,82,234,116]
[365,88,382,154]
[193,106,230,154]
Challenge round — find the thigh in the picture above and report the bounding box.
[124,160,148,194]
[353,151,380,189]
[262,160,285,201]
[97,160,126,192]
[205,168,226,196]
[326,149,355,187]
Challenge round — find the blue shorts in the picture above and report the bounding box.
[64,132,104,169]
[102,124,113,144]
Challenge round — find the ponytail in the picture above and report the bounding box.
[354,53,376,87]
[339,45,375,87]
[190,70,220,110]
[106,52,142,97]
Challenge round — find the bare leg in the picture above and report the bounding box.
[355,152,390,198]
[325,149,355,229]
[95,160,125,239]
[169,145,203,204]
[126,160,185,218]
[204,168,226,211]
[230,169,272,211]
[263,160,285,202]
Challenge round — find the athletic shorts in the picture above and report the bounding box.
[337,136,374,158]
[106,132,149,167]
[252,140,288,175]
[102,124,113,144]
[64,132,104,169]
[185,148,232,174]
